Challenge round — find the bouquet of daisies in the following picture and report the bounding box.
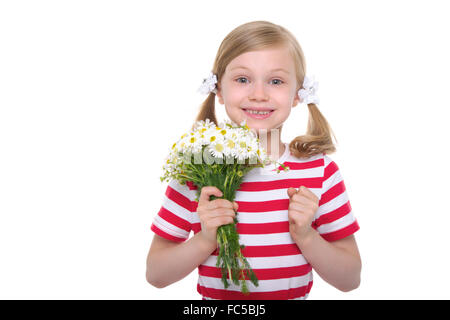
[160,118,288,294]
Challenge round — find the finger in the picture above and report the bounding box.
[289,198,318,220]
[298,186,319,202]
[288,201,307,214]
[291,193,311,206]
[205,208,236,219]
[207,216,235,229]
[206,198,234,210]
[199,186,223,204]
[287,209,303,224]
[287,187,298,198]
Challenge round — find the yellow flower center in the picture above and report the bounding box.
[220,129,227,135]
[210,136,216,142]
[226,140,235,148]
[190,137,196,143]
[215,144,224,152]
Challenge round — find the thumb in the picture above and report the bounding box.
[287,187,298,198]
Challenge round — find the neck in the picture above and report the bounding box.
[255,127,285,162]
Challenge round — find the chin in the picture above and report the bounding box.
[244,119,280,130]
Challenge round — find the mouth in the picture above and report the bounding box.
[242,108,275,119]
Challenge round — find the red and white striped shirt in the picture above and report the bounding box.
[151,143,359,300]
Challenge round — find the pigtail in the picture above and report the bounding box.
[289,103,337,158]
[192,92,218,131]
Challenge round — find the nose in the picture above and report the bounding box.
[249,80,269,101]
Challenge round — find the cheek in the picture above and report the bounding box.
[223,89,246,108]
[223,107,245,127]
[273,87,294,100]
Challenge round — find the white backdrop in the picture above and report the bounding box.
[1,0,449,299]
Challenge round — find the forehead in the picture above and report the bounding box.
[226,46,295,74]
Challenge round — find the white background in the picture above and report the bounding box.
[1,0,449,299]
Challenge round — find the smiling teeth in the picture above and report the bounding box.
[246,109,271,115]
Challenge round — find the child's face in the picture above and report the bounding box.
[217,46,300,135]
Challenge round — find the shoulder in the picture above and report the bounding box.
[322,153,340,177]
[285,152,344,190]
[167,178,198,193]
[320,153,348,193]
[284,151,345,175]
[164,179,199,205]
[277,152,325,182]
[281,150,339,177]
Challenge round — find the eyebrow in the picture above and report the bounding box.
[229,66,290,74]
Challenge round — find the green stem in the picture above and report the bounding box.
[191,168,259,293]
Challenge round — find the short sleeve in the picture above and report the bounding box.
[151,179,196,242]
[313,155,359,242]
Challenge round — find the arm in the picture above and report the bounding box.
[146,233,216,288]
[287,186,361,292]
[146,186,237,288]
[295,232,361,292]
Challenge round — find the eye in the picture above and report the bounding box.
[236,77,249,84]
[271,79,283,85]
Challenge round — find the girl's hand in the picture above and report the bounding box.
[196,186,238,248]
[287,186,319,245]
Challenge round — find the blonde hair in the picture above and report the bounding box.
[194,20,337,158]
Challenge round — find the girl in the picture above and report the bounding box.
[146,20,361,300]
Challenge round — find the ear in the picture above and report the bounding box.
[292,90,301,108]
[216,84,224,105]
